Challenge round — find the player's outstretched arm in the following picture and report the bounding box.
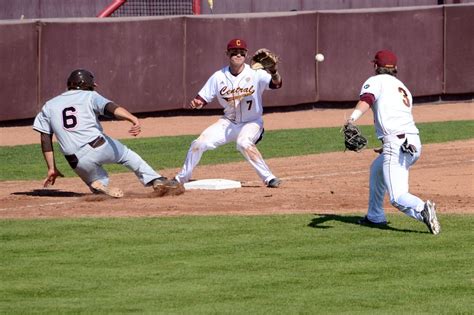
[347,99,371,124]
[40,132,63,187]
[107,104,141,136]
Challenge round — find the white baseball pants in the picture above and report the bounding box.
[367,134,426,223]
[176,117,277,184]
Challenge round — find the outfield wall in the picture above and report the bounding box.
[0,4,473,122]
[197,0,474,14]
[2,0,473,19]
[0,0,111,20]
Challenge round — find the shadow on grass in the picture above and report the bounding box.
[12,189,85,197]
[308,213,424,234]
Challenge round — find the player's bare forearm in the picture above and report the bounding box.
[43,151,56,171]
[112,106,138,124]
[355,100,371,112]
[40,133,63,186]
[348,100,371,123]
[112,106,141,136]
[42,150,63,187]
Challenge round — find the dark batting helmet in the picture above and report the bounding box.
[67,69,97,91]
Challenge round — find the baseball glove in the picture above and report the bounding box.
[250,48,279,73]
[342,122,368,152]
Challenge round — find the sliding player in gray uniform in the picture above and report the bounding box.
[33,69,179,198]
[347,50,440,235]
[175,38,283,188]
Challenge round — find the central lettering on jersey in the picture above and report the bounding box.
[219,86,255,100]
[220,86,255,109]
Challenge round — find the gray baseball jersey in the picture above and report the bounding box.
[33,90,109,155]
[33,90,160,187]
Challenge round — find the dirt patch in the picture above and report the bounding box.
[1,102,472,146]
[0,102,472,219]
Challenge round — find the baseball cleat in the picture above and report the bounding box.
[165,178,181,188]
[90,181,124,198]
[357,216,387,226]
[267,177,281,188]
[152,177,180,190]
[421,200,441,235]
[152,177,184,196]
[152,176,170,189]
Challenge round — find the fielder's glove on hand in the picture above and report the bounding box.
[250,48,279,73]
[342,122,368,152]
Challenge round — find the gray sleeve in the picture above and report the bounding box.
[90,92,112,116]
[32,107,52,134]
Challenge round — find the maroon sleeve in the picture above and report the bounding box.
[360,93,375,106]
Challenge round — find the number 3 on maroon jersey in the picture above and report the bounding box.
[398,87,411,107]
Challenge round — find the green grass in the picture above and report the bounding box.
[0,120,473,181]
[0,214,472,314]
[1,119,473,313]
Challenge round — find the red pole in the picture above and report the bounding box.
[97,0,126,18]
[192,0,201,15]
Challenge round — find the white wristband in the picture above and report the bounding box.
[350,109,363,122]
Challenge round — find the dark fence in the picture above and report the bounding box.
[444,5,474,94]
[317,7,444,101]
[0,21,38,121]
[2,0,472,19]
[197,0,473,14]
[0,0,111,20]
[39,17,186,113]
[0,4,473,121]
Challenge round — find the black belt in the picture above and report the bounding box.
[88,136,105,148]
[381,134,405,144]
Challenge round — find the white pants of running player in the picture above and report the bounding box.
[72,135,160,189]
[367,134,426,223]
[176,117,277,184]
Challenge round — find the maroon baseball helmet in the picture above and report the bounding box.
[227,38,248,51]
[373,50,397,68]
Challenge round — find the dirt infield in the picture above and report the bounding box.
[0,102,472,219]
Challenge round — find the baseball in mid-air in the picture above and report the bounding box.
[315,53,325,62]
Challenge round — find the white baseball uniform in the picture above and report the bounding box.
[33,90,161,189]
[361,74,426,223]
[176,64,278,184]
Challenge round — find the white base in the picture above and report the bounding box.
[184,179,242,190]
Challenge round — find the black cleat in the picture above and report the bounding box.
[357,216,387,226]
[267,177,281,188]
